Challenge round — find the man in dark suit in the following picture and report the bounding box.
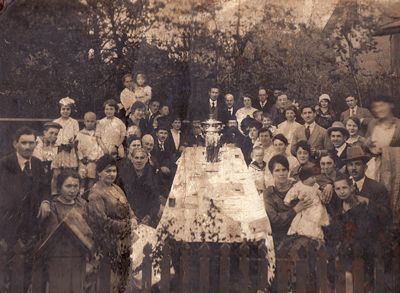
[145,99,160,134]
[190,86,222,121]
[0,127,50,290]
[186,120,205,147]
[254,88,273,115]
[219,93,237,125]
[151,125,177,196]
[291,105,332,159]
[327,121,351,170]
[345,146,391,227]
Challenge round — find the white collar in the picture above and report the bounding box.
[335,143,347,156]
[16,152,30,171]
[305,121,316,130]
[355,176,366,191]
[209,99,217,106]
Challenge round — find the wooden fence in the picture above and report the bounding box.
[1,240,400,293]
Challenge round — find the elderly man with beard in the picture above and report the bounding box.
[117,147,161,227]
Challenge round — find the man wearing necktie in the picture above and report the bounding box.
[219,93,237,124]
[291,105,332,159]
[344,146,391,227]
[0,127,51,291]
[340,96,373,134]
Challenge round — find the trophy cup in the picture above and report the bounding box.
[201,118,223,163]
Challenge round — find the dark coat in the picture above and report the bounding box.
[254,100,273,115]
[116,160,161,227]
[189,98,224,121]
[219,106,238,125]
[358,177,392,227]
[331,143,351,170]
[0,153,50,243]
[186,133,206,147]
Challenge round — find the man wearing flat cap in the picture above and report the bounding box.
[328,121,351,170]
[33,121,62,176]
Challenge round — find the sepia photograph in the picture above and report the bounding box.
[0,0,400,292]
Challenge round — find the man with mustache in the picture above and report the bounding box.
[344,146,391,227]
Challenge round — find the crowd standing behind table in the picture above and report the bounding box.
[0,73,399,291]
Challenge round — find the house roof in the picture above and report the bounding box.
[37,212,94,256]
[374,19,400,36]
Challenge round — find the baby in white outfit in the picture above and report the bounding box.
[284,166,329,241]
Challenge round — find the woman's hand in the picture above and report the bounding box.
[320,184,333,204]
[293,197,314,213]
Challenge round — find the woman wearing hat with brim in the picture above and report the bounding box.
[315,94,336,129]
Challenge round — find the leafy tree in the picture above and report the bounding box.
[328,0,381,106]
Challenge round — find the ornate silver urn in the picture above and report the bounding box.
[201,118,223,163]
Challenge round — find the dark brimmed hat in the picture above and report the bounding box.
[43,121,62,130]
[96,154,117,173]
[344,146,370,162]
[299,165,321,181]
[327,121,349,138]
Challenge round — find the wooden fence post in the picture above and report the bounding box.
[393,243,400,293]
[352,258,364,292]
[257,242,268,292]
[219,243,230,293]
[199,243,210,293]
[335,258,346,293]
[295,246,308,293]
[373,246,385,293]
[277,258,292,293]
[159,243,171,293]
[97,256,112,293]
[316,247,329,293]
[239,242,250,293]
[0,245,7,292]
[10,242,24,293]
[31,257,45,293]
[179,243,191,293]
[142,243,152,293]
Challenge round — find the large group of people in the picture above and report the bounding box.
[0,71,399,291]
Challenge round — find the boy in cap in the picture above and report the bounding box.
[284,165,330,241]
[33,121,62,185]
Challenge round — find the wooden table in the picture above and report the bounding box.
[157,145,275,282]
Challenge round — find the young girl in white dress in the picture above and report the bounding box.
[51,97,80,194]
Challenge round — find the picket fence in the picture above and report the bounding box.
[1,239,399,293]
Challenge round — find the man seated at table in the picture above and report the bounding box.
[152,124,177,197]
[186,120,205,147]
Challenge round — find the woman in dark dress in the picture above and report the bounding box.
[263,154,314,247]
[117,147,161,227]
[290,140,320,181]
[42,170,89,238]
[87,155,137,293]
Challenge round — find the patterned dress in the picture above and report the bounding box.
[51,117,79,169]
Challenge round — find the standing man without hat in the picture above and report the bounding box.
[0,127,51,291]
[291,104,332,159]
[254,88,273,115]
[219,94,237,125]
[340,96,373,133]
